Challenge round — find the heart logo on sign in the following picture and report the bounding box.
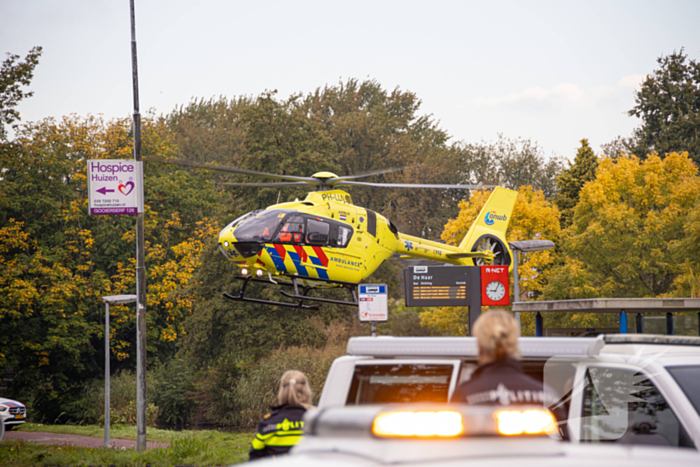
[118,181,135,196]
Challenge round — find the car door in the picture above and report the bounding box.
[567,361,695,448]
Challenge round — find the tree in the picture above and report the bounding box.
[629,49,700,165]
[555,139,598,228]
[0,46,42,140]
[0,115,220,421]
[458,135,564,198]
[544,152,700,299]
[420,186,561,335]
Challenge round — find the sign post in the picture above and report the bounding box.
[358,284,388,337]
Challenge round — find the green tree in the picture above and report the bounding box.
[459,135,564,198]
[555,139,598,228]
[629,49,700,165]
[0,115,219,421]
[0,46,42,140]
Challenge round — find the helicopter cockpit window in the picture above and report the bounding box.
[276,216,305,244]
[306,219,330,245]
[234,210,291,243]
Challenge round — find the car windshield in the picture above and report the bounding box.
[234,210,292,243]
[666,365,700,416]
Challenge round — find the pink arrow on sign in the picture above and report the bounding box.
[96,187,115,195]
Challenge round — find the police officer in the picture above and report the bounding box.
[249,370,312,460]
[451,310,556,407]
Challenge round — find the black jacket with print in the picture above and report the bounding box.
[249,404,307,460]
[450,358,555,405]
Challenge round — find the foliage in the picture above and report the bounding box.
[458,135,564,198]
[555,139,598,228]
[0,115,219,422]
[376,299,446,336]
[0,46,42,140]
[421,186,561,335]
[232,341,346,430]
[152,357,196,429]
[544,152,700,299]
[79,370,158,427]
[629,49,700,165]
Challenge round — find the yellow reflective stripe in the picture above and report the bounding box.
[256,432,276,441]
[265,434,302,447]
[251,437,265,450]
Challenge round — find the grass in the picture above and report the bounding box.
[1,423,253,466]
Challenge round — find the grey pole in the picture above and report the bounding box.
[129,0,147,452]
[105,301,110,448]
[102,296,136,447]
[512,249,520,334]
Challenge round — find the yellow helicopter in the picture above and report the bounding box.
[161,161,517,309]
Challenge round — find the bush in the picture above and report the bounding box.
[79,370,159,427]
[233,341,345,430]
[153,357,195,429]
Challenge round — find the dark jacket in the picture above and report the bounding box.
[451,358,555,406]
[249,404,307,460]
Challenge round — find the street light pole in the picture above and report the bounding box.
[129,0,147,453]
[103,295,137,449]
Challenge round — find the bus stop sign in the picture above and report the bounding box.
[358,284,388,322]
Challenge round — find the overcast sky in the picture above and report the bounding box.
[2,0,699,161]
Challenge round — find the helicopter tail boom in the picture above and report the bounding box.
[395,187,517,269]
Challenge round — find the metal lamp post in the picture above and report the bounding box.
[103,294,137,448]
[508,240,555,335]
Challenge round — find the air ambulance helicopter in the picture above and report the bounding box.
[159,160,517,309]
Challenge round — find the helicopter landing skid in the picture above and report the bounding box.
[223,274,359,309]
[278,275,358,307]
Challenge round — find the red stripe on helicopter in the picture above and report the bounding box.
[293,244,308,263]
[312,246,329,267]
[274,244,287,259]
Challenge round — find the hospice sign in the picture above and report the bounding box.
[87,160,144,215]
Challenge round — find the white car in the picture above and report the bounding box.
[318,334,700,448]
[0,397,27,429]
[244,404,700,467]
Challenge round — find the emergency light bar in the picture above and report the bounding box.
[372,411,464,438]
[305,404,557,439]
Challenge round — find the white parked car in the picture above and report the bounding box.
[0,397,27,430]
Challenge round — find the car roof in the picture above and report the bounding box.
[346,335,700,359]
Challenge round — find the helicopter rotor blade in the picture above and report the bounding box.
[217,182,311,188]
[334,181,495,190]
[147,158,319,183]
[331,166,415,182]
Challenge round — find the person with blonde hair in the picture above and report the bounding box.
[451,310,554,406]
[249,370,313,460]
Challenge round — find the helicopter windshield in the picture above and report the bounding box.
[234,210,293,243]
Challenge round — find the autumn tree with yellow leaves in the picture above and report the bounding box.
[545,152,700,300]
[420,186,561,335]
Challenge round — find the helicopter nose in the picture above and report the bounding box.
[218,226,242,259]
[218,225,264,259]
